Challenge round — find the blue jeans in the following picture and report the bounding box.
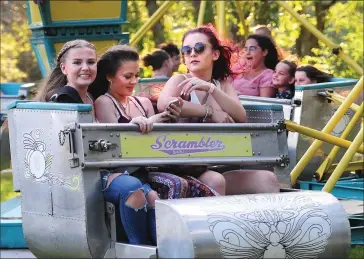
[102,172,156,245]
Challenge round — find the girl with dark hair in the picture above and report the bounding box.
[232,34,279,97]
[273,60,297,99]
[88,45,191,246]
[295,65,333,86]
[143,49,173,78]
[35,39,97,112]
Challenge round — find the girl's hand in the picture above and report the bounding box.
[147,111,171,124]
[178,77,213,97]
[165,97,183,122]
[130,116,153,133]
[210,109,235,123]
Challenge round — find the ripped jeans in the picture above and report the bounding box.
[102,172,156,245]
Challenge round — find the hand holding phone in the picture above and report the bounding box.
[165,98,183,122]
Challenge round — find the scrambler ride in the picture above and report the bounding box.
[1,0,363,258]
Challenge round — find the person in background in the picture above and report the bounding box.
[231,34,279,98]
[159,43,181,73]
[254,25,287,61]
[272,60,297,99]
[295,65,333,86]
[143,49,174,78]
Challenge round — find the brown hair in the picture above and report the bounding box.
[34,39,96,101]
[88,45,139,100]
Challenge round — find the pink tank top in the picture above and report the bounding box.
[232,68,274,96]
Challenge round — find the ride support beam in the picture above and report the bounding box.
[324,91,361,112]
[197,1,207,26]
[277,2,363,75]
[327,160,364,174]
[323,127,364,193]
[285,120,364,154]
[130,1,174,47]
[290,76,364,185]
[217,1,226,38]
[315,102,364,181]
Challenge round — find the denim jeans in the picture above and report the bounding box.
[102,172,156,245]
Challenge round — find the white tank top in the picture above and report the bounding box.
[181,74,221,105]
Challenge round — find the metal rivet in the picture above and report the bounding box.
[116,133,120,137]
[258,152,261,155]
[252,152,255,155]
[110,133,113,137]
[119,154,122,158]
[112,154,115,158]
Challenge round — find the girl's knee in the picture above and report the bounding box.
[199,171,226,195]
[146,190,160,207]
[125,189,146,209]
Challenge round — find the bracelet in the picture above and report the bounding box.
[208,83,216,94]
[202,105,213,123]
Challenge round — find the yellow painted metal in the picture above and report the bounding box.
[28,1,42,25]
[290,77,364,185]
[277,2,363,75]
[326,91,361,112]
[217,1,226,37]
[197,1,207,26]
[35,44,51,76]
[315,103,364,180]
[130,1,174,47]
[285,120,364,154]
[120,133,253,158]
[327,160,364,174]
[322,127,364,193]
[54,40,119,58]
[50,1,122,21]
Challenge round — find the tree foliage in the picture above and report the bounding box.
[0,0,362,83]
[1,1,41,83]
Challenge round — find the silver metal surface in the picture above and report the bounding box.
[114,243,156,259]
[7,108,109,258]
[83,157,282,168]
[80,122,280,131]
[239,95,293,121]
[156,191,350,258]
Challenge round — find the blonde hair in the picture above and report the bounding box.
[34,39,96,101]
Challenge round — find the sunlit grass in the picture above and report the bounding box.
[350,246,364,258]
[1,172,19,203]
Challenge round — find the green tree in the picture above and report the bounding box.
[0,1,41,83]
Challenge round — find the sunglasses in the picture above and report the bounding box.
[181,42,207,56]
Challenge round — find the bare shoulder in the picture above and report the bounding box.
[95,95,113,107]
[133,96,152,106]
[219,78,233,92]
[166,74,188,86]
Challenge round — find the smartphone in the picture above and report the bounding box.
[167,99,180,108]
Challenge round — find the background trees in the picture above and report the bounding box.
[1,0,362,82]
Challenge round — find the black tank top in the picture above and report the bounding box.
[105,93,147,123]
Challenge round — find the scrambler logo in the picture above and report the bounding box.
[150,135,225,155]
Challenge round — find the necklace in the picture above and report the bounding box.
[119,97,131,118]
